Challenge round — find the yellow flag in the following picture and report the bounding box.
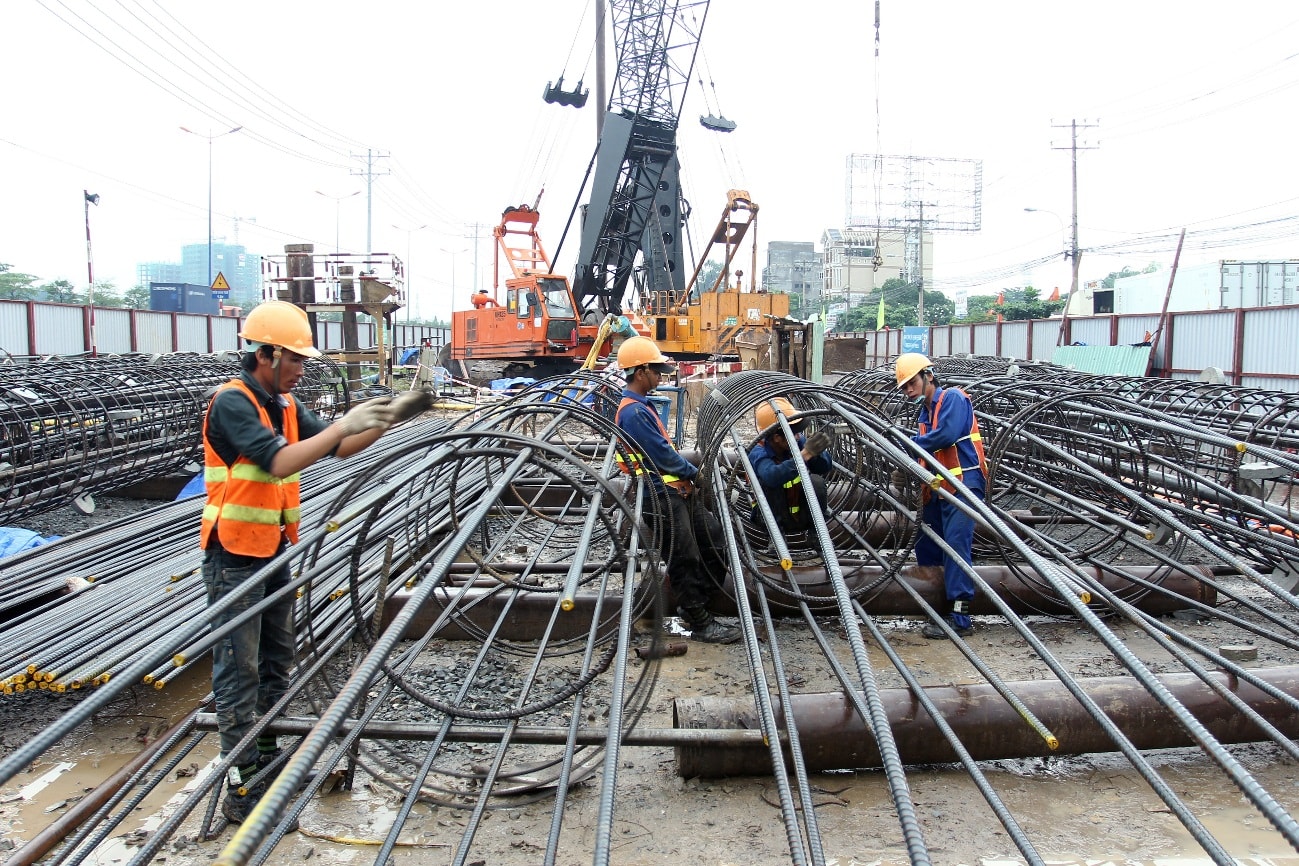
[875,295,885,330]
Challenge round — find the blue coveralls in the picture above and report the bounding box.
[748,434,833,535]
[615,389,726,615]
[913,385,985,629]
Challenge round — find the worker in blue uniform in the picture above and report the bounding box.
[896,353,988,639]
[749,397,834,542]
[614,336,739,644]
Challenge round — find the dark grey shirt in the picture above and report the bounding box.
[204,371,332,473]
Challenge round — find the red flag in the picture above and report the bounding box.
[996,291,1005,305]
[1048,286,1060,301]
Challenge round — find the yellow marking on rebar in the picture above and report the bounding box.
[1078,591,1092,604]
[929,477,942,490]
[155,680,166,690]
[100,673,111,684]
[55,683,66,693]
[1235,442,1247,453]
[143,674,155,684]
[69,682,80,690]
[561,598,575,612]
[1046,735,1060,750]
[173,654,186,667]
[43,671,54,682]
[781,558,793,571]
[326,520,341,533]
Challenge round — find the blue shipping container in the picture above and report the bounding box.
[150,283,181,312]
[149,282,220,315]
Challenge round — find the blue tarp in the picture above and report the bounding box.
[399,347,421,366]
[177,472,206,500]
[0,527,59,558]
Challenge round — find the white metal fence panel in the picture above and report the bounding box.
[1065,317,1110,348]
[213,316,241,351]
[1000,321,1029,359]
[1117,314,1159,345]
[1243,307,1299,383]
[33,304,86,356]
[1030,320,1060,360]
[1169,310,1236,376]
[972,323,998,355]
[0,302,31,357]
[95,308,132,355]
[135,311,176,354]
[176,315,211,352]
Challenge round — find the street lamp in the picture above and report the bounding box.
[180,125,242,287]
[1024,207,1067,256]
[440,247,470,308]
[393,223,428,321]
[316,190,361,254]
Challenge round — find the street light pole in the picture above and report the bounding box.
[317,190,361,253]
[180,126,242,287]
[393,224,428,322]
[440,248,470,310]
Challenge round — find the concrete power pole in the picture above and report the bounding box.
[1051,119,1098,305]
[349,148,391,254]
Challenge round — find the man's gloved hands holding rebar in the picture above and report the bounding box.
[336,398,395,437]
[802,427,835,460]
[388,389,435,424]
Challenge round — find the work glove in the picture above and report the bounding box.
[337,398,395,437]
[388,389,435,424]
[804,428,835,457]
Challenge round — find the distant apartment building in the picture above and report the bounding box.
[819,228,932,325]
[137,241,262,310]
[763,241,820,315]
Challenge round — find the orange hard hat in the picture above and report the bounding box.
[894,353,933,387]
[755,397,804,434]
[239,301,320,358]
[616,336,674,371]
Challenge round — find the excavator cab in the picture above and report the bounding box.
[450,204,605,377]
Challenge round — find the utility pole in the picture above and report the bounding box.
[465,221,490,299]
[349,148,391,255]
[916,201,924,327]
[1051,119,1098,307]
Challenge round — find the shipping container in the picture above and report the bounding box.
[150,282,221,315]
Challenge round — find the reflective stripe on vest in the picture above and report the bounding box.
[918,387,988,498]
[199,379,303,556]
[615,396,688,492]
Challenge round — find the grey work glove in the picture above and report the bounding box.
[337,398,395,437]
[804,428,835,457]
[388,389,436,424]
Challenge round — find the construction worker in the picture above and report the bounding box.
[614,336,739,644]
[471,289,500,308]
[750,397,835,541]
[201,300,430,824]
[895,352,987,639]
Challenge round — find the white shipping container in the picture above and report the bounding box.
[1220,260,1299,308]
[1111,260,1299,314]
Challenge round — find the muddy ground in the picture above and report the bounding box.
[3,564,1299,866]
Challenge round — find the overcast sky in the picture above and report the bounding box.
[3,1,1297,320]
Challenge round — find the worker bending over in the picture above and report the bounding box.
[896,353,988,639]
[750,397,834,542]
[201,300,430,824]
[614,336,739,644]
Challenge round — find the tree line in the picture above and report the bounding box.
[0,262,149,308]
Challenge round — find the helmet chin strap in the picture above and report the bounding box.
[268,345,287,394]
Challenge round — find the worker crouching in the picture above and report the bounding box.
[896,353,988,639]
[750,397,834,550]
[613,336,740,644]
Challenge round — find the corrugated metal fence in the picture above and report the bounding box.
[849,303,1299,392]
[0,300,450,361]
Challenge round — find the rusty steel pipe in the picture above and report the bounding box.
[675,665,1299,778]
[382,564,1215,639]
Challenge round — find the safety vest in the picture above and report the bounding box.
[919,387,987,499]
[200,379,302,556]
[614,396,689,493]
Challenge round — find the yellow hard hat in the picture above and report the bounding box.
[616,335,673,371]
[894,353,933,387]
[755,397,804,433]
[239,301,321,358]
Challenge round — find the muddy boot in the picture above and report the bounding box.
[222,772,299,831]
[679,607,741,644]
[922,616,974,640]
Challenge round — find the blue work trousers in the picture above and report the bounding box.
[914,488,983,628]
[202,542,295,769]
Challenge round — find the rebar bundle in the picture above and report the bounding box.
[0,353,350,524]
